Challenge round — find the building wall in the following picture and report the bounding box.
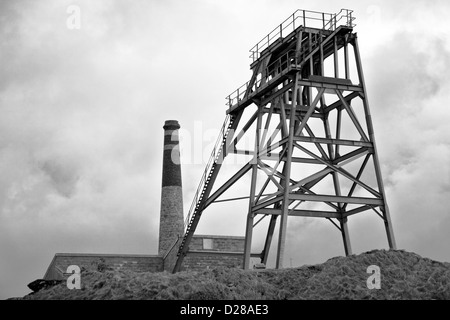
[44,254,163,280]
[43,236,245,279]
[183,251,244,272]
[189,235,245,252]
[181,235,245,272]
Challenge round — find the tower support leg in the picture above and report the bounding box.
[276,73,300,269]
[243,106,264,269]
[352,35,397,250]
[243,211,254,269]
[340,217,352,256]
[243,169,256,269]
[261,215,278,265]
[382,205,397,250]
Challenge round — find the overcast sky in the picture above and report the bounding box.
[1,0,450,299]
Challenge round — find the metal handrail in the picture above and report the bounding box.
[249,8,355,61]
[323,9,356,31]
[226,82,248,108]
[226,50,299,108]
[183,114,232,231]
[265,50,298,80]
[225,9,356,109]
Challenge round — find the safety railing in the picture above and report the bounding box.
[249,8,355,61]
[225,82,249,109]
[265,50,298,81]
[226,50,299,108]
[323,9,356,32]
[183,114,233,231]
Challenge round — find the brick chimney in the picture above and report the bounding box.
[159,120,184,256]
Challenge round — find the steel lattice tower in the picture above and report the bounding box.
[174,9,396,272]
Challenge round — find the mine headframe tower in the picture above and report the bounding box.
[173,9,396,272]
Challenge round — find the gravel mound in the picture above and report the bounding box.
[16,250,450,300]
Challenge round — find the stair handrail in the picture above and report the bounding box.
[183,114,232,231]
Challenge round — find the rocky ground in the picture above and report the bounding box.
[13,249,450,300]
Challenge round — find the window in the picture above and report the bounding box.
[203,238,214,250]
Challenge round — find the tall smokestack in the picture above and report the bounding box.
[159,120,184,256]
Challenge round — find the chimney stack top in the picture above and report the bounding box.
[163,120,180,130]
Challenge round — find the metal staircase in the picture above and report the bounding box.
[174,114,236,270]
